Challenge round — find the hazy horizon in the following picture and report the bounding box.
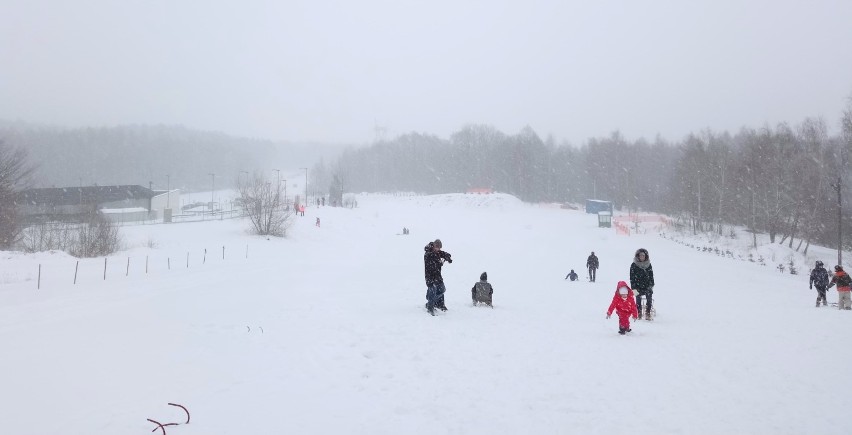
[2,0,852,145]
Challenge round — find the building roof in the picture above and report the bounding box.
[16,185,156,206]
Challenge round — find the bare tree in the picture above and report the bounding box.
[0,141,34,249]
[70,212,122,257]
[238,172,294,237]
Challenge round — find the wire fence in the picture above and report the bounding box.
[23,243,254,290]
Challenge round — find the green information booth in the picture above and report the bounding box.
[598,211,612,228]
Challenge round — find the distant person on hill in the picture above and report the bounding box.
[316,217,320,227]
[565,269,579,281]
[586,251,599,282]
[606,281,638,335]
[424,239,452,316]
[472,272,494,307]
[630,248,655,320]
[809,260,830,307]
[827,265,852,310]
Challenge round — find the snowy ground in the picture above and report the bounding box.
[1,193,849,435]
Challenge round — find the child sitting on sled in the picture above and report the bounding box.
[606,281,638,335]
[472,272,494,307]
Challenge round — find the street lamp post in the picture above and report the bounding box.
[209,173,215,212]
[166,174,170,210]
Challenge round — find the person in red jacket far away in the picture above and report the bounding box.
[607,281,639,335]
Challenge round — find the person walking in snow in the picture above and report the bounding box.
[565,269,579,281]
[316,217,320,227]
[586,251,599,282]
[606,281,639,335]
[826,265,852,310]
[424,239,452,315]
[472,272,494,307]
[809,260,830,307]
[629,248,655,320]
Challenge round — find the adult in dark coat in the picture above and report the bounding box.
[629,248,655,319]
[809,260,830,307]
[586,252,599,282]
[424,239,452,315]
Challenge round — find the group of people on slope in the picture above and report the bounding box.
[422,240,656,333]
[423,239,493,316]
[809,261,852,309]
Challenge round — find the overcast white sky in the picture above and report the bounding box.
[2,0,851,144]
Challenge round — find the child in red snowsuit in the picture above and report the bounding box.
[606,281,639,335]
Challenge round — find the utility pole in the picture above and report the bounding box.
[831,177,842,266]
[273,169,281,207]
[697,171,701,235]
[300,167,308,207]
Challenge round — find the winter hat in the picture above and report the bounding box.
[480,272,487,281]
[433,239,442,248]
[835,265,844,272]
[618,286,629,296]
[816,260,824,267]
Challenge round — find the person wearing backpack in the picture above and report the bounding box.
[827,265,852,310]
[809,260,830,307]
[471,272,494,307]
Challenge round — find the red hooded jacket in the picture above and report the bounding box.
[607,281,639,318]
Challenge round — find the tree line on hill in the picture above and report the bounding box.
[328,104,852,254]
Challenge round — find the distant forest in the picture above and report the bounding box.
[0,121,347,192]
[328,106,852,253]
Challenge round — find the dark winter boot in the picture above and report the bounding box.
[618,328,626,335]
[637,312,643,320]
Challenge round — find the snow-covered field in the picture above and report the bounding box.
[1,193,849,435]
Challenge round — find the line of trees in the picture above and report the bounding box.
[328,105,852,253]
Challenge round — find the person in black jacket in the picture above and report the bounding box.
[586,252,599,282]
[424,239,452,315]
[629,248,655,320]
[809,260,830,307]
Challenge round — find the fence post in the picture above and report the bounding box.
[74,261,79,284]
[168,257,170,270]
[246,244,248,259]
[222,246,225,260]
[38,264,41,289]
[203,248,207,264]
[186,252,189,268]
[126,257,130,276]
[103,258,107,280]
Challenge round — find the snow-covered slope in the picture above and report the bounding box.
[0,193,848,435]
